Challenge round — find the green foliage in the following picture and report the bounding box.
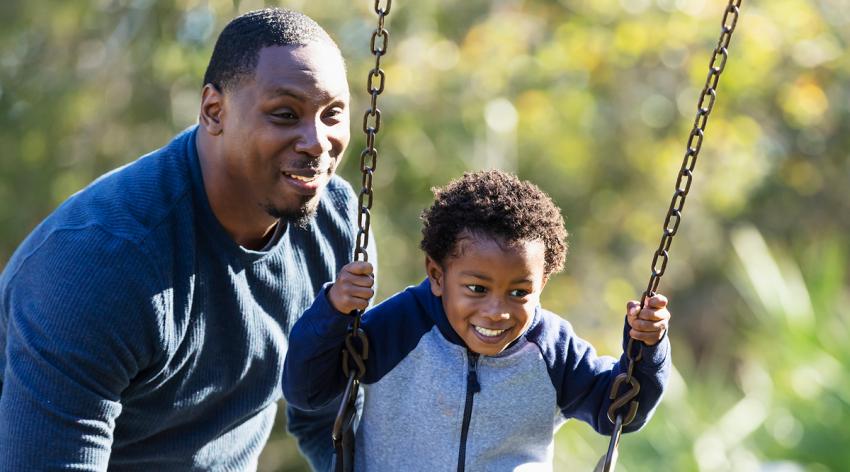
[2,0,848,470]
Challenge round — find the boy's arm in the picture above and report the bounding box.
[283,286,354,411]
[552,317,671,435]
[284,260,375,410]
[0,229,161,470]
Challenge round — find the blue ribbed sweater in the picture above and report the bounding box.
[0,127,371,471]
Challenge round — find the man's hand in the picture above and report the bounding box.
[626,294,670,346]
[328,261,374,314]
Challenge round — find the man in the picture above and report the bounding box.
[0,8,373,471]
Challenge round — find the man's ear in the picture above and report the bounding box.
[425,256,444,297]
[199,84,224,136]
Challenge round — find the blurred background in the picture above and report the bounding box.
[1,0,848,470]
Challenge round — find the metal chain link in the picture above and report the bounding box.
[333,2,391,470]
[599,1,742,471]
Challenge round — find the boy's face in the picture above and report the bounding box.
[426,233,547,356]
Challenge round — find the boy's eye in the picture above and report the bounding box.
[465,284,487,294]
[510,289,530,298]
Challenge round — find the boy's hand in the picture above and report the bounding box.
[328,261,375,314]
[626,294,670,346]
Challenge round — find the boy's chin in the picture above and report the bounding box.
[465,334,516,356]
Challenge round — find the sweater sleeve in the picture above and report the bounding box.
[545,315,670,435]
[0,227,164,470]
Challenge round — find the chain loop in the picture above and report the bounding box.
[374,0,391,15]
[602,1,743,471]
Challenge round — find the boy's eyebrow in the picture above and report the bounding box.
[460,271,492,281]
[459,271,534,284]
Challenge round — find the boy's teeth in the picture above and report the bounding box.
[474,325,506,337]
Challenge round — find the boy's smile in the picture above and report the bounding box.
[426,233,548,356]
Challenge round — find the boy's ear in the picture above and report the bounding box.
[425,256,444,297]
[199,84,224,136]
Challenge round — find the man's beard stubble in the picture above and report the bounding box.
[263,194,319,229]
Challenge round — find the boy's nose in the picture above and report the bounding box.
[481,301,511,321]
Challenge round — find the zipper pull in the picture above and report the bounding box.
[468,353,480,394]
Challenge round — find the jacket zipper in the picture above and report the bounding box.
[456,351,480,472]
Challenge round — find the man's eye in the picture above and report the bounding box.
[272,111,297,121]
[323,108,345,123]
[510,289,530,298]
[465,285,486,294]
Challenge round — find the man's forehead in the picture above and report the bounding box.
[252,43,349,98]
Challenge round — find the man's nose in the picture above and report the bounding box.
[294,119,332,157]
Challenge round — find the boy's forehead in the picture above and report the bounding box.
[451,232,545,263]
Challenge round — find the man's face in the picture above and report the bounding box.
[427,234,548,356]
[219,42,350,225]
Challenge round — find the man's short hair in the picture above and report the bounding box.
[203,8,339,91]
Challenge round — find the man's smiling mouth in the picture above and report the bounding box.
[284,172,319,183]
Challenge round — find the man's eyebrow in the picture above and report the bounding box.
[266,87,303,99]
[264,86,346,106]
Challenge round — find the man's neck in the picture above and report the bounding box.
[195,132,277,250]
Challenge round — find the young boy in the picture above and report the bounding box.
[284,170,671,470]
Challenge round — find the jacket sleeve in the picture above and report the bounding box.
[550,316,671,435]
[283,285,356,411]
[0,228,163,471]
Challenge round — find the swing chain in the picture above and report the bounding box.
[601,1,742,471]
[333,2,391,470]
[355,0,392,262]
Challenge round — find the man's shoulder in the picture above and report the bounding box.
[326,174,356,196]
[319,175,357,216]
[3,129,198,285]
[43,129,195,244]
[306,175,359,245]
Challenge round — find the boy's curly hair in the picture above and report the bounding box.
[420,170,568,277]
